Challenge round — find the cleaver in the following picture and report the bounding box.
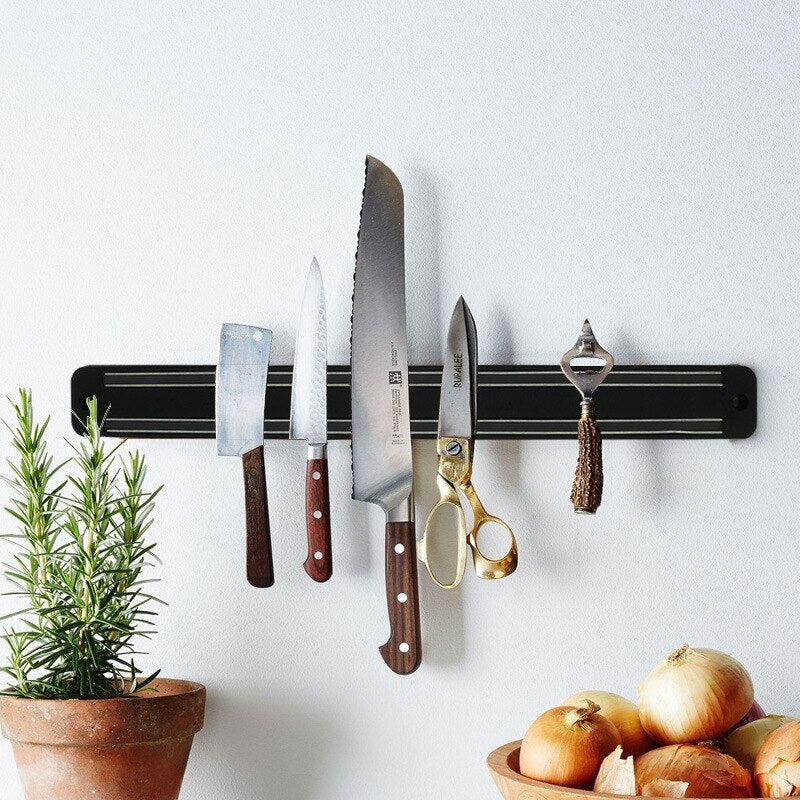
[216,323,274,587]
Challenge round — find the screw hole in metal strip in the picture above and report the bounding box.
[71,365,756,440]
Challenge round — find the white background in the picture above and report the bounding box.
[0,2,797,798]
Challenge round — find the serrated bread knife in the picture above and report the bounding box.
[351,155,421,674]
[216,323,274,587]
[289,257,332,582]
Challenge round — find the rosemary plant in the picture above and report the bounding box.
[0,390,162,699]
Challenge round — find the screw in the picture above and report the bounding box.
[445,440,462,456]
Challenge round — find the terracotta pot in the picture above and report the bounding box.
[0,678,205,800]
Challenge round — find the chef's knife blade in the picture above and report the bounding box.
[351,155,421,674]
[438,296,478,440]
[290,257,332,582]
[216,323,274,588]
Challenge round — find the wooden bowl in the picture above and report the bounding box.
[486,740,759,800]
[488,741,610,800]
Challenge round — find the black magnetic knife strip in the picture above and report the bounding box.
[71,365,756,440]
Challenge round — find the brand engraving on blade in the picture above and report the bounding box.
[452,352,463,388]
[389,341,406,445]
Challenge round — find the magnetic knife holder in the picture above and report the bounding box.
[71,365,756,440]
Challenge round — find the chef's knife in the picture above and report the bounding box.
[351,155,421,674]
[289,257,332,582]
[216,323,274,588]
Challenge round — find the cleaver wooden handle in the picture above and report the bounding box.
[378,521,422,675]
[242,445,274,587]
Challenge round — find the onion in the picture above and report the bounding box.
[563,690,655,757]
[754,719,800,797]
[725,700,767,736]
[635,744,754,798]
[638,645,754,743]
[519,700,622,788]
[724,715,795,773]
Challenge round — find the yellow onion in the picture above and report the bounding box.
[724,715,795,773]
[635,744,753,798]
[564,690,655,758]
[519,700,622,788]
[754,719,800,797]
[638,645,754,743]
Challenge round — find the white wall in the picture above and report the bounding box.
[0,2,796,798]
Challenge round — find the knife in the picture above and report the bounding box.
[351,155,421,674]
[289,257,332,582]
[216,323,275,588]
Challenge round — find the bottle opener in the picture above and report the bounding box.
[560,320,614,514]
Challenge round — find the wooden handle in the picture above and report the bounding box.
[242,445,274,587]
[570,402,604,514]
[378,521,422,675]
[303,458,332,582]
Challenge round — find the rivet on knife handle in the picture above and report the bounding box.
[303,447,332,582]
[242,445,274,587]
[379,514,422,675]
[560,320,614,514]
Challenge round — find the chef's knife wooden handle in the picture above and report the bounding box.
[303,458,332,582]
[242,445,274,587]
[379,521,422,675]
[571,401,603,514]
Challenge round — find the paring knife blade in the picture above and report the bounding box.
[351,155,421,675]
[289,257,332,582]
[216,323,274,588]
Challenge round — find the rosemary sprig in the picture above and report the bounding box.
[0,390,163,699]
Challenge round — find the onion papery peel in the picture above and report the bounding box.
[635,744,752,798]
[755,721,800,796]
[756,756,800,796]
[595,746,636,795]
[640,779,690,797]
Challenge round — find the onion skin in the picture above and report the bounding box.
[638,645,755,744]
[563,690,655,758]
[519,702,622,788]
[635,744,754,798]
[754,719,800,797]
[724,715,795,774]
[594,745,636,795]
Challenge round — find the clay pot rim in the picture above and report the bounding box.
[0,677,204,705]
[0,678,206,747]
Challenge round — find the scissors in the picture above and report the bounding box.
[417,297,518,589]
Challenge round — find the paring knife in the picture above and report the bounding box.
[216,323,275,587]
[351,155,421,675]
[289,257,332,582]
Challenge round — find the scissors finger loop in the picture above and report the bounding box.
[418,472,468,589]
[461,483,518,580]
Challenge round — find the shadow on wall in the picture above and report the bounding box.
[399,162,471,667]
[612,326,669,507]
[201,688,339,800]
[414,438,467,667]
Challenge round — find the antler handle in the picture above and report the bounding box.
[570,402,603,514]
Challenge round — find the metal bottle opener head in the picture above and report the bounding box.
[560,320,614,403]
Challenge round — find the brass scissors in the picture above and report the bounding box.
[417,297,518,589]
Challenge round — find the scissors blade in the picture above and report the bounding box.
[438,296,477,439]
